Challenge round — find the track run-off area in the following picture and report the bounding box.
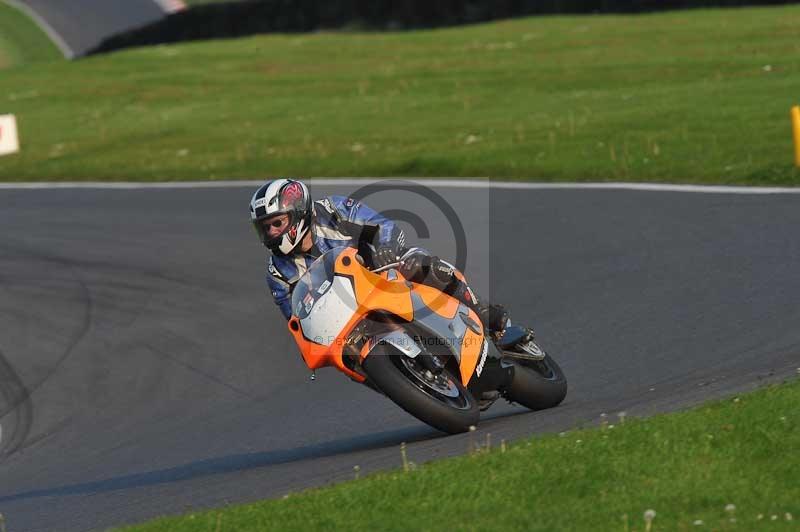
[0,179,798,531]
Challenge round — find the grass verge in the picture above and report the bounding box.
[1,5,799,182]
[120,378,799,531]
[0,1,61,69]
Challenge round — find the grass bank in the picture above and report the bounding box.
[0,1,61,70]
[1,5,799,182]
[121,379,799,531]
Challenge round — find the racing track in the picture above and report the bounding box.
[0,181,798,531]
[6,0,176,58]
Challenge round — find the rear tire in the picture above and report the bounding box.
[504,353,567,410]
[362,345,479,434]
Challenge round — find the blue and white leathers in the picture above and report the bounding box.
[266,196,404,319]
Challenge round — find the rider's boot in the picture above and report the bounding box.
[446,278,510,337]
[476,303,510,338]
[423,256,512,338]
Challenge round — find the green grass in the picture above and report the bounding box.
[0,1,61,69]
[120,379,800,531]
[1,5,800,182]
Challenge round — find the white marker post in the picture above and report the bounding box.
[0,114,20,156]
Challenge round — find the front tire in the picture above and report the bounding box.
[362,345,479,434]
[504,353,567,410]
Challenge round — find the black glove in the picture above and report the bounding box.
[373,241,402,268]
[429,258,456,286]
[399,251,431,282]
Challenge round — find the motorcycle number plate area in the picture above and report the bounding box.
[299,275,357,346]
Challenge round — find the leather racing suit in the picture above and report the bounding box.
[266,195,490,324]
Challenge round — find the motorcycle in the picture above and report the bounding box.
[287,246,567,434]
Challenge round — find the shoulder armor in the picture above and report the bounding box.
[316,197,336,214]
[267,257,289,283]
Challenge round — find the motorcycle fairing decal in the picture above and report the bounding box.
[302,292,314,314]
[459,326,484,385]
[464,285,477,305]
[298,274,357,346]
[317,279,332,294]
[475,340,489,377]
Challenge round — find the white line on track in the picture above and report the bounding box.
[1,179,800,194]
[3,0,76,59]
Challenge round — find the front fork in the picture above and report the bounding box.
[497,325,546,361]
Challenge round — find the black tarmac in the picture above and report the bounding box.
[15,0,168,57]
[0,183,798,531]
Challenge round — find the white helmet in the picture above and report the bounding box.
[249,179,313,255]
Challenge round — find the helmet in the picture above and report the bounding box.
[249,179,313,255]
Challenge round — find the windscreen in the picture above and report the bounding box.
[290,247,346,319]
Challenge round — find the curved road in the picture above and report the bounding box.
[7,0,178,58]
[0,181,798,531]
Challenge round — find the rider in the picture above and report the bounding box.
[249,178,509,334]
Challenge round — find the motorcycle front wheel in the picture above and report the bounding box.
[362,344,479,434]
[504,352,567,410]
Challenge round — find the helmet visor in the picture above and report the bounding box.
[255,213,295,248]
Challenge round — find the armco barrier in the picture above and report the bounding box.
[89,0,800,55]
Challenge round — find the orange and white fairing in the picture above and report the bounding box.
[287,247,486,385]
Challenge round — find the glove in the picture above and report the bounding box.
[373,241,402,268]
[398,251,431,282]
[429,258,455,286]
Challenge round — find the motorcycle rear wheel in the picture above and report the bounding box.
[363,345,479,434]
[504,353,567,410]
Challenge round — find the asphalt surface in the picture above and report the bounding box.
[0,183,798,531]
[12,0,170,58]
